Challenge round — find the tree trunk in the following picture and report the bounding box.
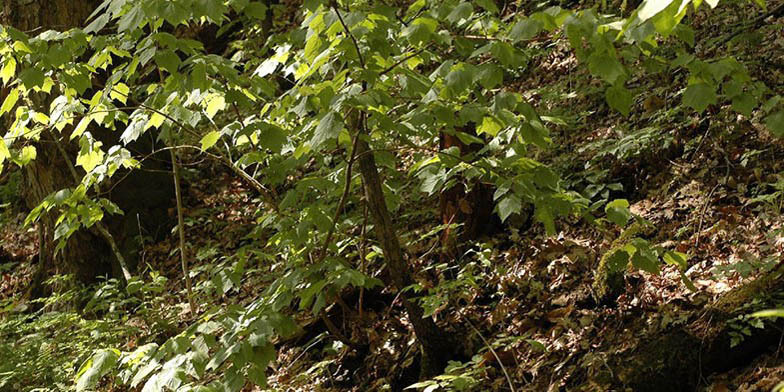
[1,0,95,32]
[438,127,497,262]
[1,0,113,296]
[597,268,784,391]
[355,124,457,378]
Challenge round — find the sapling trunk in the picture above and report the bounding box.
[170,148,196,315]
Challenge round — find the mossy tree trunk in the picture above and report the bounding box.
[599,267,784,391]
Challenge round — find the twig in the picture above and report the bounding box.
[285,332,328,372]
[379,45,431,76]
[102,86,280,211]
[314,127,362,264]
[332,5,365,68]
[704,3,784,56]
[358,203,368,318]
[136,213,146,268]
[170,148,196,316]
[695,183,720,249]
[464,317,516,392]
[688,118,712,163]
[320,303,359,349]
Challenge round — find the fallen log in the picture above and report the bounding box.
[598,267,784,391]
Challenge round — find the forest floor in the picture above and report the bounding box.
[1,2,784,391]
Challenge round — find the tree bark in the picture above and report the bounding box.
[438,127,498,262]
[355,125,457,377]
[1,0,113,296]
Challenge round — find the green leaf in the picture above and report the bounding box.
[145,112,166,131]
[0,88,19,117]
[681,271,697,292]
[478,116,502,136]
[201,131,221,150]
[673,24,695,47]
[18,68,45,89]
[525,339,547,352]
[205,94,226,120]
[403,17,437,46]
[85,12,111,34]
[663,251,688,269]
[0,138,10,164]
[648,0,688,35]
[311,111,343,149]
[630,243,660,274]
[446,2,473,24]
[121,113,148,144]
[244,2,268,18]
[605,199,631,227]
[518,122,550,148]
[509,18,542,42]
[445,63,474,96]
[75,349,120,392]
[72,115,93,140]
[303,33,324,63]
[765,111,784,137]
[475,64,503,90]
[110,83,130,104]
[0,57,16,85]
[247,363,268,386]
[497,193,522,222]
[606,249,630,273]
[490,41,522,67]
[605,84,633,116]
[259,124,287,153]
[474,0,499,13]
[46,45,71,68]
[731,93,756,117]
[682,83,717,113]
[405,381,438,390]
[155,50,181,74]
[588,52,626,84]
[637,0,676,22]
[195,0,228,22]
[118,4,145,32]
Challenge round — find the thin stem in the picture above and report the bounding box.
[379,45,431,76]
[315,125,362,263]
[332,5,365,68]
[170,148,196,316]
[464,317,516,392]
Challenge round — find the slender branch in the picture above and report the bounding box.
[379,45,431,76]
[464,317,516,392]
[170,148,196,316]
[320,311,358,348]
[357,202,368,318]
[704,3,784,56]
[332,5,365,68]
[314,124,362,264]
[104,87,280,211]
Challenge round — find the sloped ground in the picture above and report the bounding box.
[0,3,783,392]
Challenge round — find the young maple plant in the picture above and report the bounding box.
[0,0,783,390]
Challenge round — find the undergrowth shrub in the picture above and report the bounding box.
[0,273,170,392]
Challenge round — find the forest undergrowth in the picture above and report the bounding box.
[1,1,784,391]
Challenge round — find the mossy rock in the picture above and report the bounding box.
[592,221,655,304]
